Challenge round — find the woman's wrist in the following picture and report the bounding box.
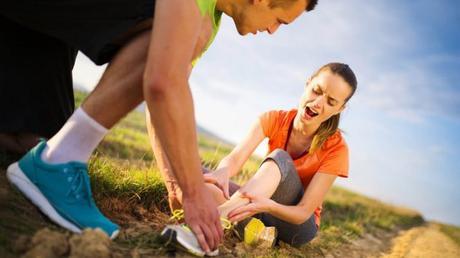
[265,199,277,213]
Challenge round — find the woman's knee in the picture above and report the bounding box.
[262,149,303,204]
[263,149,296,183]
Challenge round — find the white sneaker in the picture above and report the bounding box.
[161,224,219,257]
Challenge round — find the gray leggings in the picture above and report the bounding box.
[257,149,317,247]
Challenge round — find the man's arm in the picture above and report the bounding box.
[143,0,222,252]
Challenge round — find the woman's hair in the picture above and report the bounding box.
[309,62,357,153]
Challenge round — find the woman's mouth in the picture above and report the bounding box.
[303,106,319,119]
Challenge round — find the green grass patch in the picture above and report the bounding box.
[89,156,167,207]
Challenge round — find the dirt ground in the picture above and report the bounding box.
[1,155,457,258]
[381,223,460,258]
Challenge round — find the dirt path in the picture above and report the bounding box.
[382,223,460,258]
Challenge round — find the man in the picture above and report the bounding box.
[2,0,317,253]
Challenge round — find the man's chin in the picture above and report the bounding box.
[235,25,249,36]
[239,30,253,36]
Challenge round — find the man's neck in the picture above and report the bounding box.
[216,0,239,17]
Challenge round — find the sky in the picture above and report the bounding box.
[73,0,460,226]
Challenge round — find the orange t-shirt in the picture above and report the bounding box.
[259,109,349,226]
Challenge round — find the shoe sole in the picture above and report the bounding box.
[6,162,119,239]
[161,227,205,257]
[161,227,219,257]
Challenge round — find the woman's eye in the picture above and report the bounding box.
[328,100,338,106]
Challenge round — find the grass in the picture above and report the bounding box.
[73,90,424,255]
[0,90,428,257]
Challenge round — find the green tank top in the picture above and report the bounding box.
[191,0,222,66]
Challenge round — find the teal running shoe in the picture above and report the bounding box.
[6,141,119,239]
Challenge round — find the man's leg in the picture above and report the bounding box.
[7,29,153,238]
[43,31,150,163]
[0,15,77,153]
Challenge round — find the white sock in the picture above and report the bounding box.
[42,108,108,164]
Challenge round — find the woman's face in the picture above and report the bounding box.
[297,69,352,126]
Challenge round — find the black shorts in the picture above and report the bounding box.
[0,0,155,65]
[0,0,155,136]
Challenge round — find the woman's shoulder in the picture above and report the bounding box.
[322,130,348,151]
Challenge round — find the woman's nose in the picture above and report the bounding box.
[312,95,325,108]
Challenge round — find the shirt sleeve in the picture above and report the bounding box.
[258,110,280,139]
[317,139,349,178]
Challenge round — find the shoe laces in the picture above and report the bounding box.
[170,209,233,230]
[64,164,93,206]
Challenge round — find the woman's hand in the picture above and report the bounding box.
[227,192,275,222]
[204,168,230,199]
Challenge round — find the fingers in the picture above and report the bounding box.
[203,176,223,190]
[189,223,211,253]
[223,185,230,200]
[182,186,223,253]
[187,205,222,252]
[229,211,253,223]
[203,175,218,184]
[240,191,255,200]
[215,214,224,240]
[204,176,228,199]
[201,223,216,251]
[200,212,222,251]
[228,204,252,219]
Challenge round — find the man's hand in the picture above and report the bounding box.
[182,185,223,253]
[204,168,230,199]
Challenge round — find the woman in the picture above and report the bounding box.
[161,62,357,254]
